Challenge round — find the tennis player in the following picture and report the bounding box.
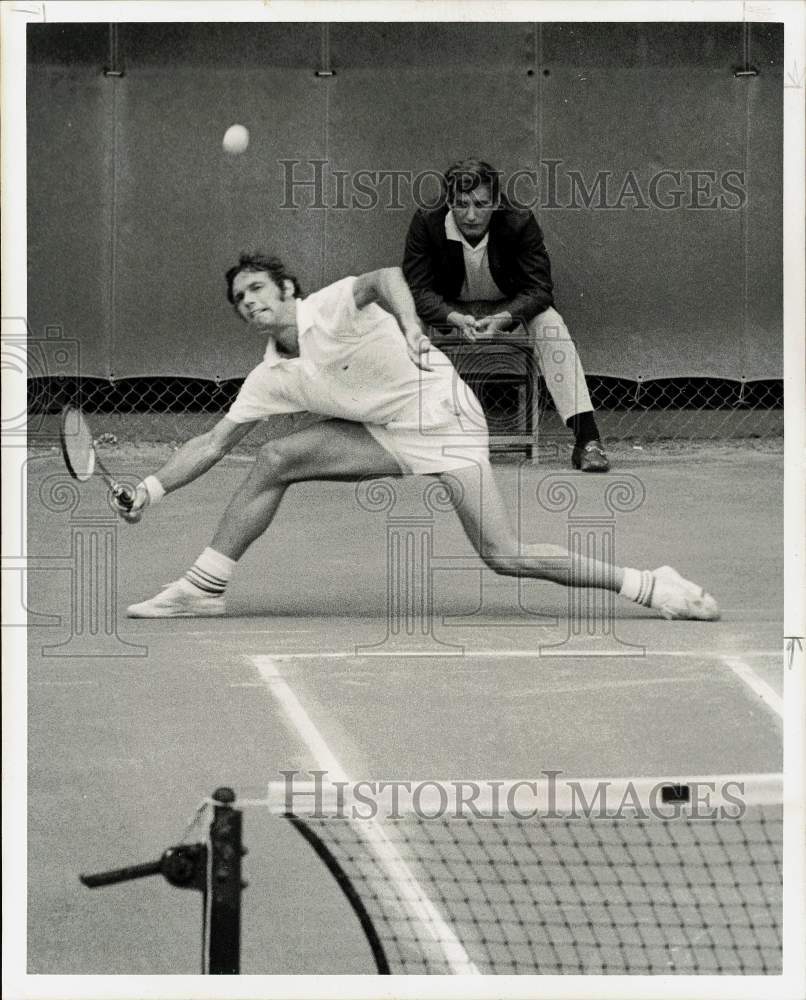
[121,254,718,621]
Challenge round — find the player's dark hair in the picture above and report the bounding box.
[443,158,501,205]
[225,253,303,305]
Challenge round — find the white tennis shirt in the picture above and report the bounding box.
[228,277,459,427]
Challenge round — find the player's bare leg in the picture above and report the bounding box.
[127,421,402,617]
[127,429,717,622]
[439,461,718,620]
[438,461,621,590]
[211,420,403,559]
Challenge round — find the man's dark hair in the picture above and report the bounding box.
[225,253,303,305]
[443,158,501,205]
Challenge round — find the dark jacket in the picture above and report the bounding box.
[402,201,555,327]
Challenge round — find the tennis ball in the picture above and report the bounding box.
[222,124,250,155]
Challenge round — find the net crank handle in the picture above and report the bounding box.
[80,843,207,891]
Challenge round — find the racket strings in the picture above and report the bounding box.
[61,406,97,481]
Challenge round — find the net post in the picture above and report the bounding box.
[206,787,243,974]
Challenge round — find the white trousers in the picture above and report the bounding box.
[528,306,593,423]
[444,302,594,424]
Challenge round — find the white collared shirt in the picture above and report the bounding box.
[445,212,505,302]
[229,277,456,426]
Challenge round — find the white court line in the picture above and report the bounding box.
[125,629,320,638]
[127,623,781,639]
[499,675,731,697]
[249,654,480,975]
[233,675,719,695]
[245,648,780,661]
[721,656,784,719]
[29,680,97,687]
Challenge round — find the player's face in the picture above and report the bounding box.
[232,271,291,329]
[450,184,498,241]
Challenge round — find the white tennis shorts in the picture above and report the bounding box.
[230,372,490,475]
[363,390,490,474]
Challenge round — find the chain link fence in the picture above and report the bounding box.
[27,370,783,456]
[19,312,783,456]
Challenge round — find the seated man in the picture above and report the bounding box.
[120,252,715,622]
[403,157,609,471]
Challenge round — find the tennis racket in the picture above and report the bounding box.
[59,405,134,511]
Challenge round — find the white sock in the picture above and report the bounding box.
[619,567,656,608]
[185,547,236,596]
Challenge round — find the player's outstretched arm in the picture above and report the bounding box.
[116,417,256,523]
[352,267,434,371]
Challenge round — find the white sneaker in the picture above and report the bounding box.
[650,566,719,621]
[127,577,226,618]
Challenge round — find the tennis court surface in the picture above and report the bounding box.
[25,441,785,978]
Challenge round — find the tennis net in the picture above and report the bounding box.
[266,774,783,975]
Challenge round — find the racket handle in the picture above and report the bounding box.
[113,484,135,511]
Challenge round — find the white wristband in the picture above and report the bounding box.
[141,475,166,504]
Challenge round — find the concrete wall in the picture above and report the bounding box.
[27,22,783,381]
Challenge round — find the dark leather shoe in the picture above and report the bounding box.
[572,440,610,472]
